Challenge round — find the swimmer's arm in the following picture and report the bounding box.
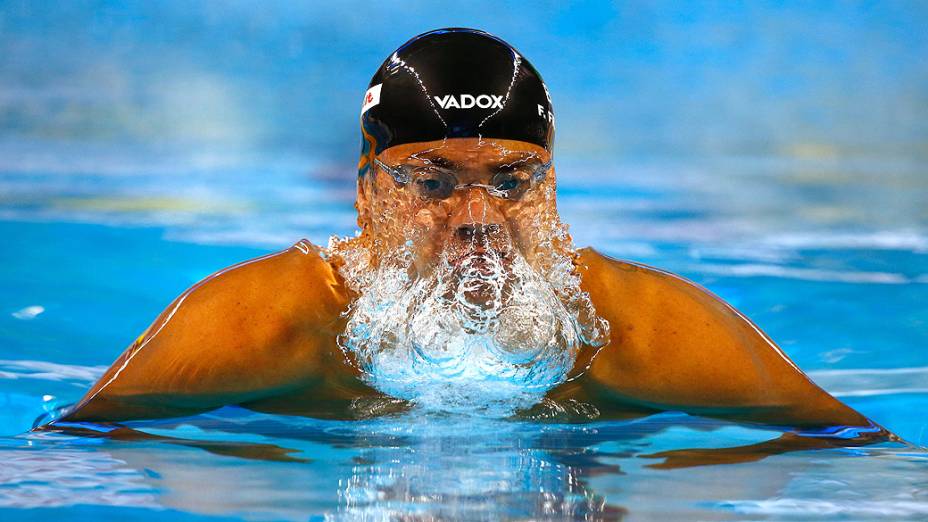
[56,240,352,423]
[575,247,875,430]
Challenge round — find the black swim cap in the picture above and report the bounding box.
[359,28,555,176]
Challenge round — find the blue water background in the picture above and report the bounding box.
[1,1,927,519]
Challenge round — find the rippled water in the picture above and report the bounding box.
[1,142,926,520]
[3,1,928,519]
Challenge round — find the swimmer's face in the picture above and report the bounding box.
[357,137,557,275]
[335,137,608,408]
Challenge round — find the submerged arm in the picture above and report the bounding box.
[640,426,897,469]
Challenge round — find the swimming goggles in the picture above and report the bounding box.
[373,158,551,202]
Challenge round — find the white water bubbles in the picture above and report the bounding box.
[325,156,611,416]
[329,229,608,417]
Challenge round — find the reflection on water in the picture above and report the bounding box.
[1,410,925,520]
[0,441,159,509]
[332,414,617,520]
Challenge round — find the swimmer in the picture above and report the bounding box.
[54,29,891,460]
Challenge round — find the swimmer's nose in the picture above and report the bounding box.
[456,223,502,242]
[448,190,506,241]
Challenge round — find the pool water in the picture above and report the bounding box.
[1,144,926,520]
[3,1,928,519]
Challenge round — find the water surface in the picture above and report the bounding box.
[2,1,927,519]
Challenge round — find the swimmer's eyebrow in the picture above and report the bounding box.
[490,156,546,172]
[413,153,463,170]
[409,152,546,171]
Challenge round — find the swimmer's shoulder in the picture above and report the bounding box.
[575,245,765,364]
[576,246,758,325]
[188,238,350,325]
[573,246,870,427]
[575,246,725,311]
[577,246,704,289]
[58,239,352,423]
[161,238,351,338]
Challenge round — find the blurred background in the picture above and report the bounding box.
[1,0,926,441]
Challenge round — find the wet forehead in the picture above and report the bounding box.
[378,138,552,168]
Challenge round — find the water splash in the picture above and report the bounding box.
[325,157,609,416]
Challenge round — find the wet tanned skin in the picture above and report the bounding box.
[56,138,889,466]
[62,241,375,422]
[356,138,558,277]
[558,250,872,429]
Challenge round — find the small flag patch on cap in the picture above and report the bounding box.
[361,83,382,115]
